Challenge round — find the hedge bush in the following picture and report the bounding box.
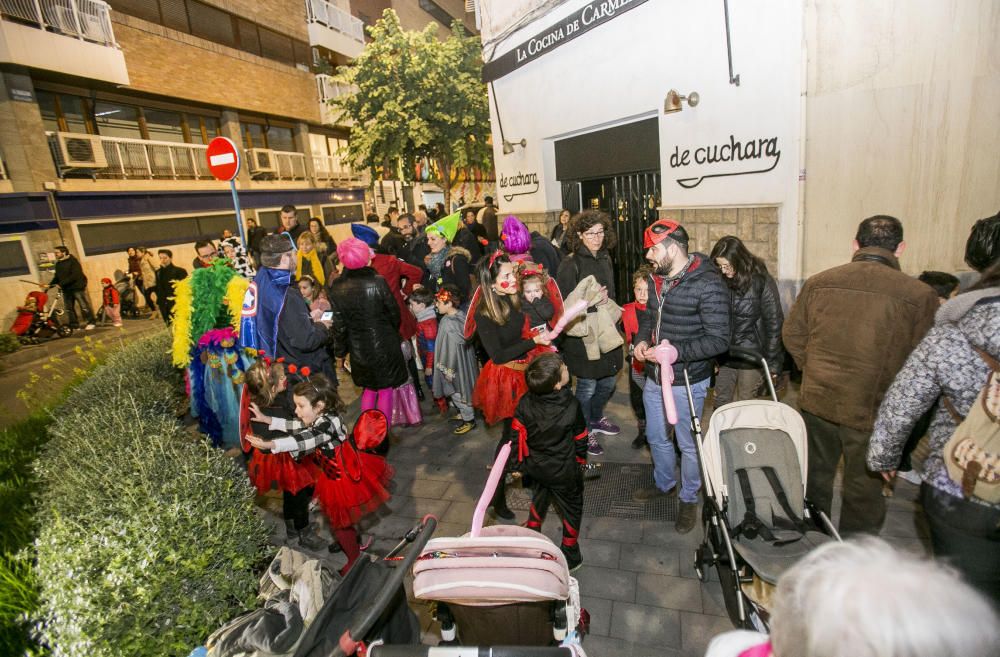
[31,331,271,657]
[0,332,19,356]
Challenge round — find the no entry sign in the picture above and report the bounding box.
[206,137,240,181]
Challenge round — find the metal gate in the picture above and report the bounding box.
[562,171,661,301]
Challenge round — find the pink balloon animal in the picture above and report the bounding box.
[653,340,679,425]
[542,299,589,341]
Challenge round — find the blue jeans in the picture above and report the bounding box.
[575,376,617,426]
[643,376,709,504]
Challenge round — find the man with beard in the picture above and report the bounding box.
[632,220,730,533]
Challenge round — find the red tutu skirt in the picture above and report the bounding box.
[313,449,393,529]
[248,450,315,495]
[473,345,553,426]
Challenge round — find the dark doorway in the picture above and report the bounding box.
[555,117,661,301]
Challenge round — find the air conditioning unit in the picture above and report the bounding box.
[55,132,108,168]
[247,148,276,176]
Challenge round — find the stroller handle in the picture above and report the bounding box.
[371,646,579,657]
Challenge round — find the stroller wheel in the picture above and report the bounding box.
[57,325,73,338]
[694,546,711,583]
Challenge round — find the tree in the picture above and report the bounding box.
[332,9,492,209]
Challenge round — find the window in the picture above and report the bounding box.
[259,27,294,65]
[144,108,186,143]
[187,1,236,48]
[36,90,61,133]
[77,214,237,256]
[94,101,142,139]
[236,18,261,56]
[159,0,190,32]
[109,0,160,23]
[418,0,457,28]
[242,122,266,149]
[322,204,364,226]
[265,126,295,153]
[257,209,310,231]
[0,238,31,278]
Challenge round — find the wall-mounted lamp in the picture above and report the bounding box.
[664,89,700,114]
[502,138,526,155]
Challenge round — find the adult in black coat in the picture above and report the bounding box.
[633,220,730,532]
[709,236,784,405]
[47,245,95,328]
[555,211,623,450]
[327,239,407,396]
[530,231,562,274]
[452,224,483,266]
[154,248,188,326]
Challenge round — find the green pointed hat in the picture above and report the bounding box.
[426,211,461,243]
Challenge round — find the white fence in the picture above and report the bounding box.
[0,0,117,46]
[305,0,364,42]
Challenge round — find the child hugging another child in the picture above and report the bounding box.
[431,284,480,435]
[513,352,588,572]
[519,263,557,334]
[246,373,392,576]
[408,288,449,415]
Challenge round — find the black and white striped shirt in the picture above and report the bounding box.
[268,413,345,458]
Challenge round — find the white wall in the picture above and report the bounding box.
[480,0,804,278]
[802,0,1000,277]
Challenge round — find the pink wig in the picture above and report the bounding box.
[501,215,531,255]
[337,237,373,270]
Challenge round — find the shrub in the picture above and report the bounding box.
[31,331,270,657]
[0,332,19,356]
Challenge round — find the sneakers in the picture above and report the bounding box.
[632,486,676,503]
[676,502,698,534]
[84,323,95,330]
[586,433,604,456]
[293,523,328,551]
[568,558,583,573]
[453,420,476,435]
[898,469,922,485]
[590,417,620,436]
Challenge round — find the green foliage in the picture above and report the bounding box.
[334,9,493,206]
[0,332,19,355]
[24,331,271,657]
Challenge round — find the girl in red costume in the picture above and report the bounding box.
[469,251,552,519]
[247,373,392,576]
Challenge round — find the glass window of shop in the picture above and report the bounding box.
[93,101,142,139]
[37,90,90,134]
[144,108,186,143]
[265,126,295,152]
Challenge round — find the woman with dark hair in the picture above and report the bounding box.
[555,210,622,456]
[709,235,784,406]
[471,251,552,519]
[550,209,571,252]
[308,217,336,256]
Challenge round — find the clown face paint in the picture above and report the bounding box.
[492,262,517,295]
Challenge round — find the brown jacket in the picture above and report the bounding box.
[783,247,938,432]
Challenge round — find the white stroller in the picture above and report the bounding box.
[691,346,840,631]
[411,444,586,648]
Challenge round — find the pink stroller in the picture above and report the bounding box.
[412,444,587,646]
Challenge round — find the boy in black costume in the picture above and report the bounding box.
[512,352,588,571]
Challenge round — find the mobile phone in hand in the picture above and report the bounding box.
[321,311,333,321]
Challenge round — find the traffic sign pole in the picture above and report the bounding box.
[229,179,246,246]
[205,137,246,248]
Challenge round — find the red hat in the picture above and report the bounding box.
[101,277,112,285]
[643,219,688,249]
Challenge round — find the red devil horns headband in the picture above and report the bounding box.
[643,219,682,249]
[488,249,506,267]
[434,288,456,305]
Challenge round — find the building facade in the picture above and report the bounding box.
[0,0,370,326]
[477,0,1000,298]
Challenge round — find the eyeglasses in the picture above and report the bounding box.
[582,228,605,238]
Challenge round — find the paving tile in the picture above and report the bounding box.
[399,477,452,499]
[439,500,477,525]
[609,601,681,648]
[880,509,930,540]
[386,495,452,519]
[578,538,621,570]
[581,517,644,543]
[580,595,614,637]
[641,519,705,550]
[699,579,729,618]
[439,480,482,501]
[618,544,680,576]
[581,634,682,657]
[635,573,704,612]
[680,610,734,657]
[574,565,636,602]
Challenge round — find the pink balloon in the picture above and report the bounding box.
[653,340,679,425]
[543,299,588,341]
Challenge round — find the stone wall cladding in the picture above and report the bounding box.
[112,14,320,123]
[660,206,779,275]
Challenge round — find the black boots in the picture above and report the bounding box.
[491,476,515,520]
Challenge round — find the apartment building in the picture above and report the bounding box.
[0,0,371,325]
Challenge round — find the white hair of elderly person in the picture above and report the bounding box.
[704,538,999,657]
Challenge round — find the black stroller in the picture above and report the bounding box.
[690,347,840,631]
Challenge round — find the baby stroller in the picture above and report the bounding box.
[117,275,142,318]
[11,286,72,344]
[691,346,840,631]
[412,444,587,647]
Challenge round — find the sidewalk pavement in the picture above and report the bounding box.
[257,370,931,657]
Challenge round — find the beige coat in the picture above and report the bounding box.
[563,275,623,361]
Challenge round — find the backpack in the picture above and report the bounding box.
[942,348,1000,503]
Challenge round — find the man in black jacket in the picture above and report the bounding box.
[251,234,335,383]
[47,245,95,330]
[155,249,188,326]
[633,220,730,533]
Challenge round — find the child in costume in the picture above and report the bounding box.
[469,251,552,519]
[247,373,392,576]
[101,277,123,327]
[622,266,653,449]
[432,284,480,435]
[513,352,588,571]
[519,263,557,333]
[11,290,44,335]
[408,287,449,415]
[242,358,325,551]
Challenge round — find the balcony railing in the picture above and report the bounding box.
[316,73,355,105]
[48,132,212,180]
[0,0,117,47]
[306,0,364,43]
[312,155,359,182]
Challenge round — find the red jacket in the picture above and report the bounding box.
[622,301,646,374]
[371,253,422,340]
[103,285,120,307]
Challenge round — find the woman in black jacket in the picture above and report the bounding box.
[555,211,623,456]
[709,236,784,405]
[328,238,408,425]
[550,209,571,253]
